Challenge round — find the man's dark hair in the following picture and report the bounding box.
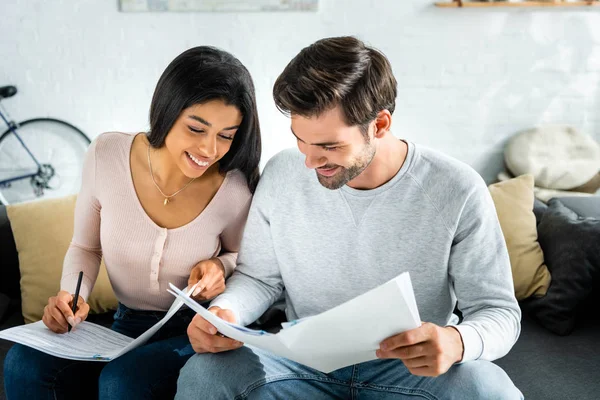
[148,46,261,193]
[273,36,397,134]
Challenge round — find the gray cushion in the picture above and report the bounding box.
[522,199,600,335]
[554,196,600,219]
[533,198,547,225]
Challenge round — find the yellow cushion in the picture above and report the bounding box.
[7,195,117,323]
[488,174,551,300]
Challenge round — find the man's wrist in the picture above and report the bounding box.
[446,326,465,363]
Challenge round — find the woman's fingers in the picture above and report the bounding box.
[73,301,90,323]
[48,304,69,332]
[194,272,226,300]
[55,299,76,326]
[188,266,202,288]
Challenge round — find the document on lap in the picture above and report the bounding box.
[0,320,133,361]
[0,282,200,362]
[167,272,421,373]
[0,274,420,370]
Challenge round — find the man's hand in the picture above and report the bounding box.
[376,322,464,377]
[187,307,244,353]
[188,258,226,301]
[42,290,90,333]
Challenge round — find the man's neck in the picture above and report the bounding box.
[347,135,408,190]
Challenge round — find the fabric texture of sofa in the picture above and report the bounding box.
[1,194,599,400]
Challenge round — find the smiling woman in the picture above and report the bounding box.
[146,100,243,206]
[3,46,262,400]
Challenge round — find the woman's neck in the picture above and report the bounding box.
[150,146,194,189]
[141,135,208,192]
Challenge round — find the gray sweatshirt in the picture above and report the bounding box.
[211,142,521,363]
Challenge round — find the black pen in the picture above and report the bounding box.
[68,271,83,333]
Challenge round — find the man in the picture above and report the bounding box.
[176,36,523,399]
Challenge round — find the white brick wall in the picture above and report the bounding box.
[1,0,599,182]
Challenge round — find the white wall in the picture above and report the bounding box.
[2,0,600,182]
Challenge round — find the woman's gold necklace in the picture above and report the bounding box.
[147,144,196,206]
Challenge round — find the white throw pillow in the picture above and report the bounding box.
[504,125,600,190]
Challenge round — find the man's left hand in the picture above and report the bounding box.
[376,322,464,377]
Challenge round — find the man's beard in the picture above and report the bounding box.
[317,140,376,190]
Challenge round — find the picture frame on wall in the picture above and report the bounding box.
[119,0,318,12]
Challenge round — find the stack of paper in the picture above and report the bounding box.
[0,283,198,362]
[167,272,421,372]
[0,273,420,373]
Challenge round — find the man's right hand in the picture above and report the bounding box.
[42,290,90,334]
[187,307,244,353]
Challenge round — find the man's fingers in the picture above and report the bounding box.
[402,356,431,369]
[380,343,427,360]
[209,334,242,349]
[194,339,242,354]
[191,314,219,335]
[216,309,237,324]
[188,323,241,348]
[208,307,221,316]
[196,327,243,352]
[380,325,431,351]
[188,315,243,353]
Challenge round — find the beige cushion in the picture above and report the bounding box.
[7,195,117,323]
[570,172,600,194]
[488,174,551,300]
[497,170,595,203]
[505,125,600,190]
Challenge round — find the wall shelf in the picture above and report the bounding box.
[435,1,600,7]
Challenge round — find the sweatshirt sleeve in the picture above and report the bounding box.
[60,137,102,301]
[210,161,284,326]
[215,196,252,278]
[447,185,521,363]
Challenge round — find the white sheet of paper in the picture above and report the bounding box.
[168,271,421,373]
[113,282,198,358]
[0,320,133,361]
[0,282,200,362]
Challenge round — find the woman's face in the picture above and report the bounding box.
[164,99,243,178]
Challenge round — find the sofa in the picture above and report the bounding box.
[1,193,599,400]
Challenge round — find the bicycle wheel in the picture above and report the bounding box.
[0,118,90,205]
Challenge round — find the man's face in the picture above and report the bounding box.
[291,106,376,190]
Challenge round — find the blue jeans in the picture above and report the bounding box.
[176,345,523,400]
[3,303,196,400]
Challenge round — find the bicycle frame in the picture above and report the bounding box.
[0,102,42,187]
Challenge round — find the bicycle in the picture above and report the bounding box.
[0,85,91,205]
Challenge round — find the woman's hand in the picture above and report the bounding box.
[188,258,226,301]
[42,290,90,333]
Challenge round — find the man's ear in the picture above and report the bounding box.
[374,109,392,138]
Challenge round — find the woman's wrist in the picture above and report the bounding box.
[210,257,226,276]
